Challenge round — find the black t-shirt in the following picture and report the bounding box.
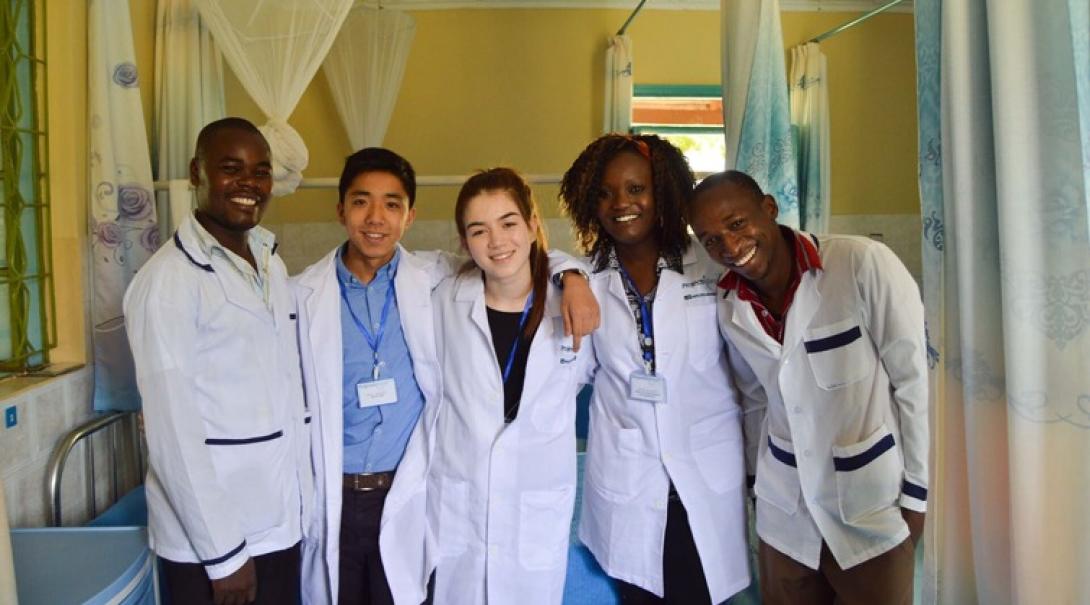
[486,307,536,423]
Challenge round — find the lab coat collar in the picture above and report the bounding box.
[176,212,278,273]
[723,259,824,358]
[453,268,561,318]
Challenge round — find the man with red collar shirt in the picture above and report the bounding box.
[686,170,928,605]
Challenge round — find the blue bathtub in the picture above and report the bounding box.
[10,526,156,605]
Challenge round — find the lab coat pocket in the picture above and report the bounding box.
[437,476,472,558]
[754,433,801,515]
[804,317,875,390]
[832,425,901,524]
[206,429,287,536]
[587,408,642,502]
[518,486,575,571]
[689,413,743,494]
[685,292,721,369]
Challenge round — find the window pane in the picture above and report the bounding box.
[660,133,726,174]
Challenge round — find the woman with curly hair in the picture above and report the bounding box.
[560,134,749,604]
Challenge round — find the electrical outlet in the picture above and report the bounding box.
[4,405,16,428]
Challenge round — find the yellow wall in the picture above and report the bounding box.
[47,0,89,363]
[782,12,919,216]
[215,8,919,224]
[44,5,918,363]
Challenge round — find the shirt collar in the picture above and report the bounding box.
[336,244,401,288]
[595,246,684,275]
[188,212,276,278]
[719,226,823,292]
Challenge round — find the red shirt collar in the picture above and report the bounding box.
[717,227,823,344]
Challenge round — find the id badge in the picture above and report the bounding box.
[628,371,666,403]
[357,379,398,408]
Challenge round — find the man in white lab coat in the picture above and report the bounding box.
[125,117,311,605]
[687,171,928,605]
[295,149,598,605]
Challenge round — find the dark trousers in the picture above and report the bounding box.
[338,486,395,605]
[758,538,915,605]
[614,492,713,605]
[159,541,300,605]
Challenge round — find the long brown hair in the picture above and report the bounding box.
[455,168,550,339]
[559,134,694,271]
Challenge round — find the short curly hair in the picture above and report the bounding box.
[559,134,694,270]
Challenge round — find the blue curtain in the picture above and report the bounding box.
[915,1,1090,602]
[722,0,799,227]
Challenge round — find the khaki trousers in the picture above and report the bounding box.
[758,538,915,605]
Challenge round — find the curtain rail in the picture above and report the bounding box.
[809,0,906,43]
[153,170,717,192]
[152,174,563,191]
[616,0,648,35]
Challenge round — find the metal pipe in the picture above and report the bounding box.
[616,0,648,36]
[47,411,129,526]
[809,0,907,43]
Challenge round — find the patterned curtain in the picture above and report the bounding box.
[915,0,1090,602]
[89,0,158,411]
[721,0,799,227]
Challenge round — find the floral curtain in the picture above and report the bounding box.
[89,0,158,411]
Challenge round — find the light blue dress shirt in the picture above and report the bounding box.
[337,246,426,473]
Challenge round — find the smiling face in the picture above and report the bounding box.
[595,151,657,251]
[690,181,790,290]
[190,128,273,236]
[338,170,416,269]
[461,190,538,285]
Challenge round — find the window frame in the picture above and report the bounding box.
[630,83,724,136]
[0,0,55,376]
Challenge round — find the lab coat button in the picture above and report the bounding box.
[793,406,802,414]
[803,449,812,457]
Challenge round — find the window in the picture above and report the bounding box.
[0,0,54,375]
[631,84,725,174]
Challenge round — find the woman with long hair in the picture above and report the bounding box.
[415,168,595,604]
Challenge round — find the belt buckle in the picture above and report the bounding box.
[353,473,376,492]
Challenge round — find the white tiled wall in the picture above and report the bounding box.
[828,213,923,286]
[266,215,923,285]
[0,367,139,528]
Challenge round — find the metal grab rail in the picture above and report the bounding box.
[46,411,141,527]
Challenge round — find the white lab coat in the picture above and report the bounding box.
[294,245,455,605]
[297,246,584,604]
[577,241,750,602]
[415,272,594,605]
[718,233,928,570]
[124,214,310,580]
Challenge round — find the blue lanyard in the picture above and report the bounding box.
[502,292,535,384]
[339,269,397,380]
[616,264,655,374]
